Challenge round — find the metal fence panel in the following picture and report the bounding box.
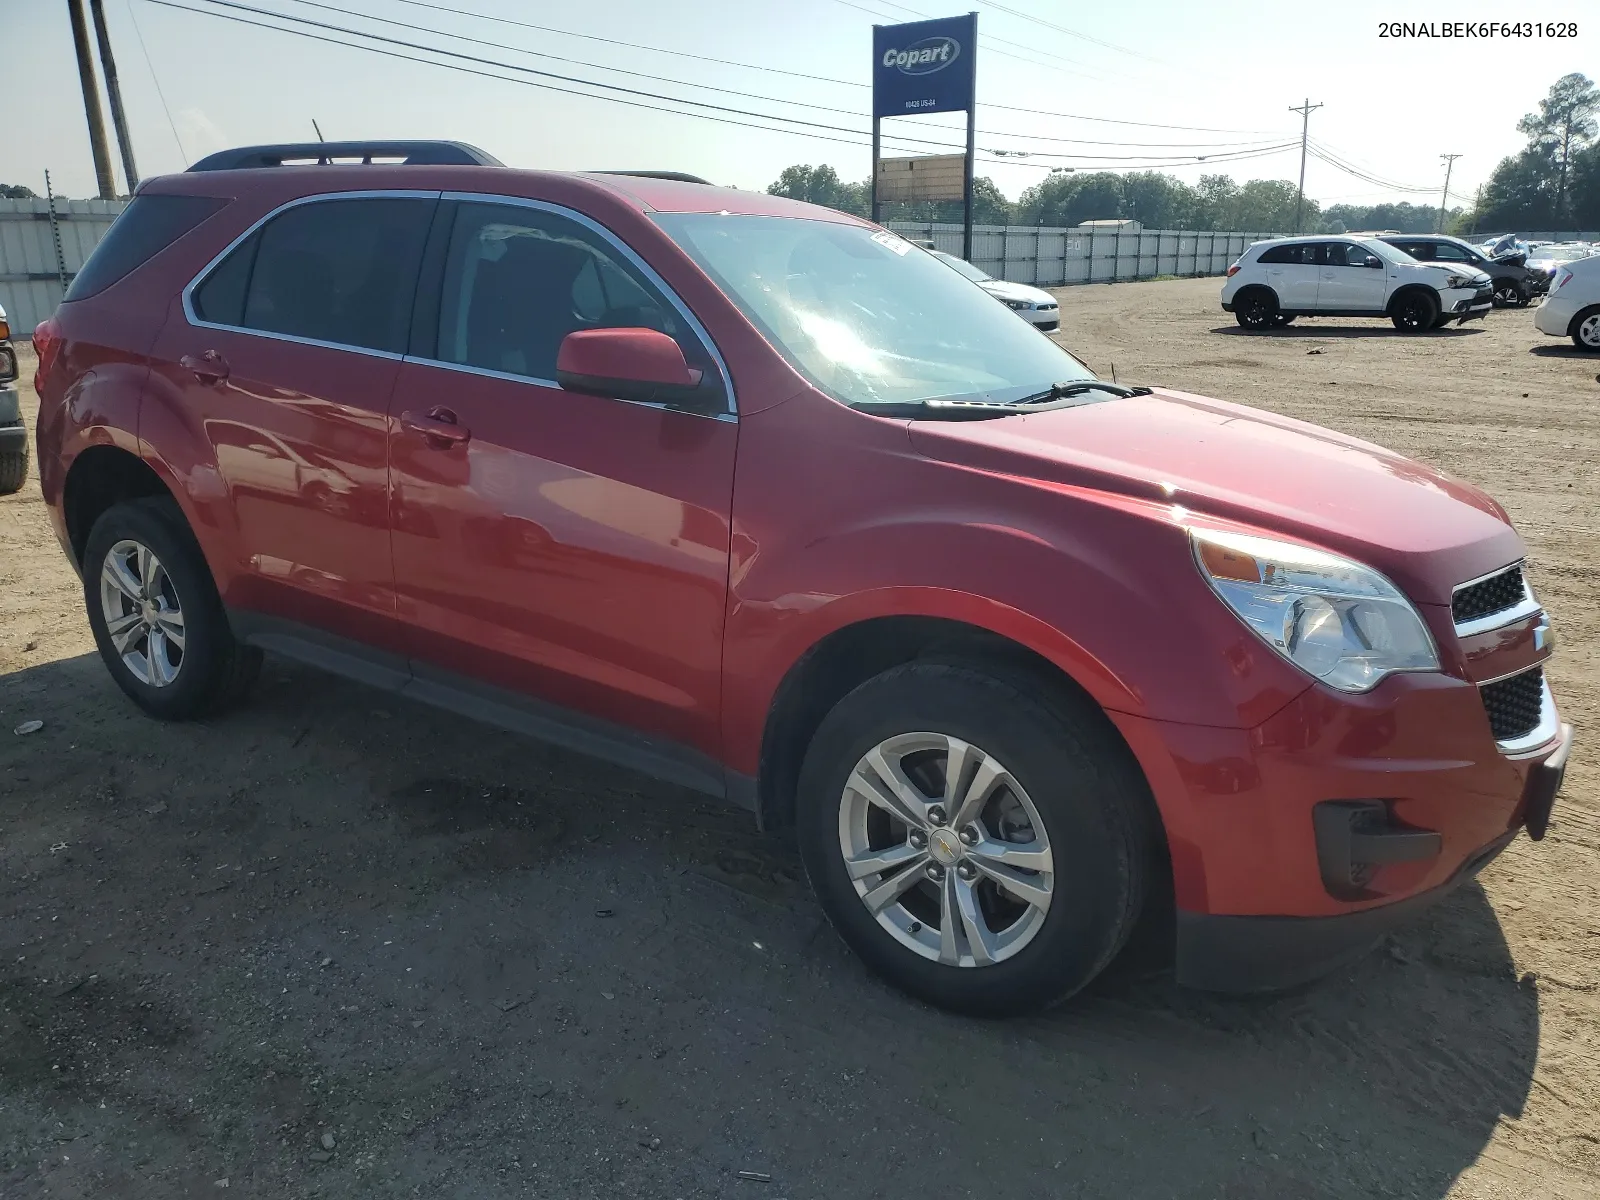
[0,197,127,334]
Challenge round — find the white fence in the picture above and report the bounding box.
[0,198,128,336]
[887,220,1276,287]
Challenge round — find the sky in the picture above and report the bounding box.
[3,0,1594,211]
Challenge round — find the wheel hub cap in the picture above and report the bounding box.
[837,732,1054,969]
[99,539,186,689]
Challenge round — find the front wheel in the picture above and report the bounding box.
[83,497,261,720]
[1391,290,1439,333]
[796,661,1151,1016]
[1573,308,1600,353]
[1492,280,1526,308]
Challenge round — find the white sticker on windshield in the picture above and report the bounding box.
[871,230,912,256]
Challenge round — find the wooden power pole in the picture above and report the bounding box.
[1437,154,1462,233]
[67,0,117,199]
[89,0,139,193]
[1289,98,1322,234]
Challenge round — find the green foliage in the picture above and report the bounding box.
[766,164,870,217]
[1468,73,1599,231]
[1317,201,1458,235]
[0,184,37,199]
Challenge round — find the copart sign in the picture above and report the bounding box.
[872,14,977,118]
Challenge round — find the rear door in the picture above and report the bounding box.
[149,192,436,650]
[386,196,738,763]
[1317,242,1388,311]
[1258,243,1319,309]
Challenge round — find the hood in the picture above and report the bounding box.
[907,387,1521,605]
[979,279,1055,305]
[1418,261,1491,285]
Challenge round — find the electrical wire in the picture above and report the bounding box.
[125,0,187,159]
[1306,141,1437,194]
[824,0,1107,79]
[974,0,1152,61]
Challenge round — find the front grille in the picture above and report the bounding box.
[1481,668,1544,741]
[1453,564,1524,624]
[1037,302,1059,311]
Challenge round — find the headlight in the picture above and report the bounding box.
[1003,298,1029,310]
[1191,528,1439,693]
[1443,273,1468,289]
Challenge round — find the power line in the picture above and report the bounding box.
[1306,140,1437,194]
[974,0,1152,61]
[824,0,1108,80]
[279,0,1279,151]
[124,0,186,160]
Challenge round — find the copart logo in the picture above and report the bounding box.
[881,36,961,75]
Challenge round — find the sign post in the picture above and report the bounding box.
[871,13,978,261]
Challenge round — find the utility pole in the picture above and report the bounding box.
[89,0,138,194]
[1288,98,1322,234]
[66,0,117,200]
[1437,153,1462,233]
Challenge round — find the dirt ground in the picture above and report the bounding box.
[2,279,1598,1199]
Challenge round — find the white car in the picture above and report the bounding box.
[1534,254,1600,351]
[930,250,1061,331]
[1220,235,1494,333]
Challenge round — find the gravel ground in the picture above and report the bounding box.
[2,281,1598,1199]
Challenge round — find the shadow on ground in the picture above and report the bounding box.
[1212,325,1487,340]
[0,653,1538,1199]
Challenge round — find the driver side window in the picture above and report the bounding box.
[435,200,705,385]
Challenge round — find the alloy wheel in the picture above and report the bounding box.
[837,732,1054,968]
[1579,313,1600,349]
[99,539,186,687]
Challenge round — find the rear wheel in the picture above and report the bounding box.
[0,445,25,495]
[83,497,261,720]
[1573,308,1600,353]
[1391,290,1439,333]
[1233,290,1279,330]
[796,661,1150,1016]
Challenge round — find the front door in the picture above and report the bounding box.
[1317,242,1388,311]
[149,193,436,648]
[388,198,737,761]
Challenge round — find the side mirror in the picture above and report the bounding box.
[556,327,723,413]
[1364,255,1383,268]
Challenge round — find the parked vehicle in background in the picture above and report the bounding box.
[1526,244,1596,296]
[0,302,25,494]
[1534,253,1600,351]
[1380,234,1535,307]
[32,142,1572,1015]
[930,250,1061,331]
[1221,235,1494,332]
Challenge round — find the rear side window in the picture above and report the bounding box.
[65,194,225,301]
[1258,244,1306,265]
[194,197,434,354]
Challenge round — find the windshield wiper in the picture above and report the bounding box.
[1013,380,1152,404]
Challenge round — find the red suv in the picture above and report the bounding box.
[34,141,1572,1015]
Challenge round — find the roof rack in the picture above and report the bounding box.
[187,140,502,172]
[591,170,713,185]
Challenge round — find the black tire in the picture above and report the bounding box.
[1233,289,1278,330]
[1390,289,1439,333]
[795,661,1152,1016]
[1570,306,1600,353]
[83,496,261,720]
[0,446,25,495]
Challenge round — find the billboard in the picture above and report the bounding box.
[875,154,967,202]
[871,14,977,119]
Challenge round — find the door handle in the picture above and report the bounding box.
[180,350,229,385]
[401,406,471,449]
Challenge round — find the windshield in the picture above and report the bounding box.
[931,250,993,283]
[654,213,1093,407]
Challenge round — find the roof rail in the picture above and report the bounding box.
[188,140,502,172]
[591,170,713,185]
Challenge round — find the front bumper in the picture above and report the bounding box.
[1446,286,1494,323]
[1110,668,1572,991]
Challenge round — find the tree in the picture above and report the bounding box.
[0,184,37,199]
[766,164,869,217]
[1516,72,1599,224]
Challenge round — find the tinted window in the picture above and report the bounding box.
[65,194,225,301]
[231,197,433,353]
[1327,243,1373,267]
[435,201,709,385]
[1258,244,1304,264]
[1389,240,1428,259]
[1431,241,1472,262]
[192,232,257,325]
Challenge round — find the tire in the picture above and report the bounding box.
[795,661,1151,1016]
[1491,279,1525,308]
[1233,289,1278,330]
[1571,307,1600,353]
[0,446,25,495]
[1390,289,1439,333]
[83,497,261,720]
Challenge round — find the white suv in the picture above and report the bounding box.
[1220,235,1493,333]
